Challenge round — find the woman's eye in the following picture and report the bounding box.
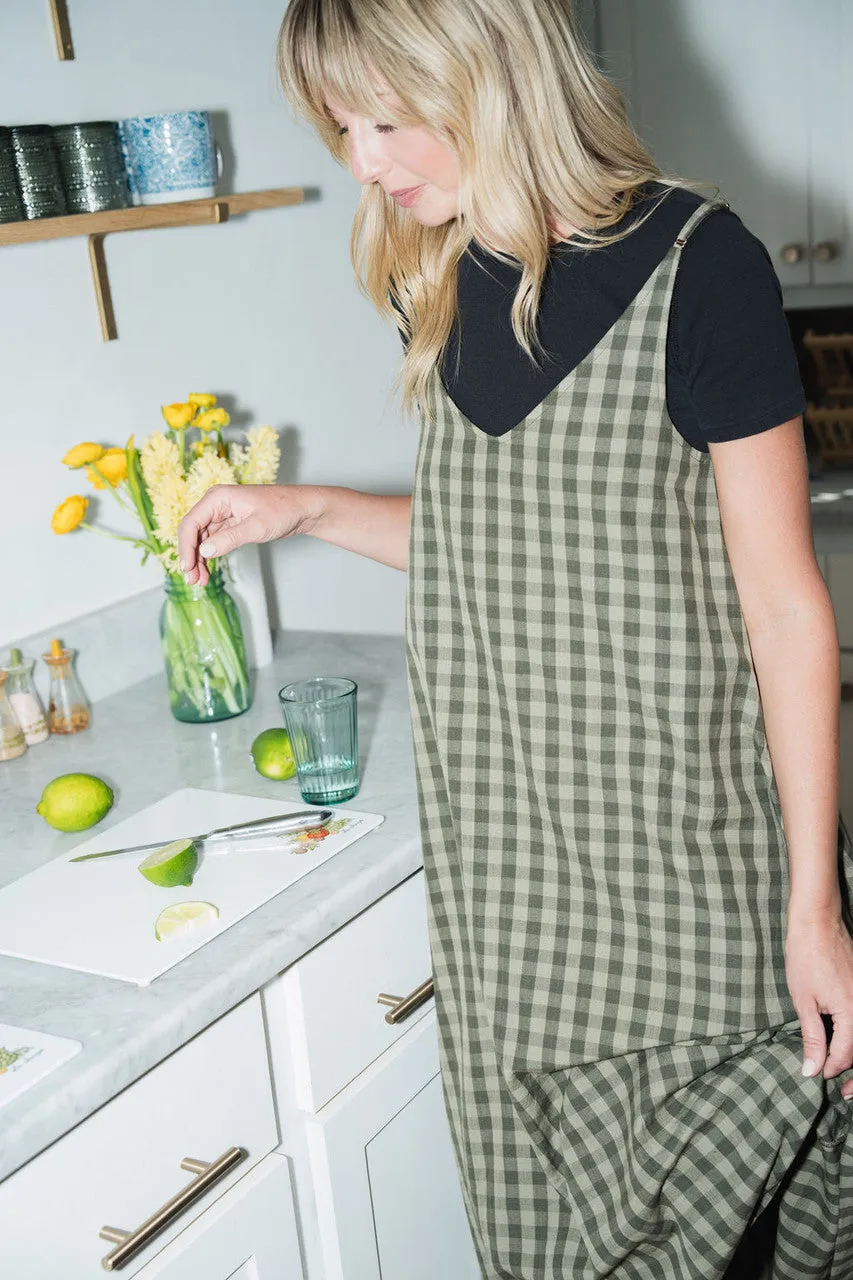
[337,124,396,136]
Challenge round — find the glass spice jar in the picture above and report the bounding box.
[3,647,49,744]
[0,671,27,761]
[43,638,90,734]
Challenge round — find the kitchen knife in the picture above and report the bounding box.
[68,808,335,862]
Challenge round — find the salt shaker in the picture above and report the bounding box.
[3,648,49,744]
[43,638,90,734]
[0,672,27,761]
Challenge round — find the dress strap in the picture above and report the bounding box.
[674,196,731,250]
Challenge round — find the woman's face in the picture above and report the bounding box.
[325,93,461,227]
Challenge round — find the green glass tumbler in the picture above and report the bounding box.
[278,676,359,804]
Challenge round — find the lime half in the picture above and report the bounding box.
[154,901,219,941]
[138,838,198,888]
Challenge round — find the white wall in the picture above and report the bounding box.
[0,0,415,655]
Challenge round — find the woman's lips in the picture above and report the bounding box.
[392,185,424,207]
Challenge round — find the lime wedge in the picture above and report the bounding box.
[154,901,219,941]
[138,838,198,888]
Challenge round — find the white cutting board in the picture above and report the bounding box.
[0,789,384,986]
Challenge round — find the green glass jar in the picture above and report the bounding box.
[159,568,251,723]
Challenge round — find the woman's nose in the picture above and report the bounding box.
[348,128,390,187]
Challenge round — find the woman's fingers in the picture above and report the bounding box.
[823,1015,853,1081]
[198,513,263,559]
[177,485,237,571]
[798,1007,828,1079]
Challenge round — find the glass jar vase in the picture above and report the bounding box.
[159,568,251,723]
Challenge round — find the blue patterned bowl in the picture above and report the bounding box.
[117,111,219,205]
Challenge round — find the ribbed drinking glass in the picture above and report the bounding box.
[278,677,359,804]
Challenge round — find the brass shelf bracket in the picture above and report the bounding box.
[49,0,74,59]
[87,233,116,342]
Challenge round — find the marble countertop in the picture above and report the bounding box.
[0,630,422,1184]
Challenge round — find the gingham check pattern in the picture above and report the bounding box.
[404,198,853,1278]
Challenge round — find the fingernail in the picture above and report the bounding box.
[802,1059,819,1078]
[199,541,215,557]
[183,571,192,584]
[179,558,187,572]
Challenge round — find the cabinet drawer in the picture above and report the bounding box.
[264,871,433,1111]
[0,994,278,1278]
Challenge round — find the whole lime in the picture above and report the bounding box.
[250,728,297,780]
[36,773,114,832]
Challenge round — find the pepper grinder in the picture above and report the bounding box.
[0,671,26,761]
[3,648,49,744]
[43,638,90,734]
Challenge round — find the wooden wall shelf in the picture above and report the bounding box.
[0,186,305,339]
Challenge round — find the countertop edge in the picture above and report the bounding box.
[0,836,423,1184]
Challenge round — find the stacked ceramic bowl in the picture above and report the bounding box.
[52,121,131,214]
[0,128,24,223]
[9,125,68,219]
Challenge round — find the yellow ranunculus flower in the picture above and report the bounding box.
[188,392,217,410]
[51,495,88,534]
[85,448,128,490]
[161,402,195,431]
[63,442,104,469]
[193,407,231,432]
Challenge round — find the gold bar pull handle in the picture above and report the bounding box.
[99,1145,247,1271]
[377,976,434,1025]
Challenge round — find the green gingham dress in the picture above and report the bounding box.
[404,197,853,1279]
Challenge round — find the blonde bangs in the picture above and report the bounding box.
[277,0,714,421]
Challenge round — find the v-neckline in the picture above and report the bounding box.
[437,242,675,444]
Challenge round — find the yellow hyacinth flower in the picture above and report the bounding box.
[188,392,217,410]
[85,448,128,490]
[161,402,195,431]
[193,407,231,432]
[63,442,104,469]
[51,495,88,534]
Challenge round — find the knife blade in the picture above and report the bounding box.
[68,808,335,862]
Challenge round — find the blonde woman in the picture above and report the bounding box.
[177,2,853,1275]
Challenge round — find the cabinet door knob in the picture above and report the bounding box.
[813,240,840,263]
[99,1146,247,1270]
[780,242,806,264]
[377,976,435,1024]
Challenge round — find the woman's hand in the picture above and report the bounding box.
[785,911,853,1098]
[177,483,321,585]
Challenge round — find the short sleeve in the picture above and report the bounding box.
[669,210,806,444]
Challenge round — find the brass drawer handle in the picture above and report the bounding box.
[377,976,434,1025]
[99,1146,247,1271]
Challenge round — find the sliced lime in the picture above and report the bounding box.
[138,838,198,888]
[154,901,219,941]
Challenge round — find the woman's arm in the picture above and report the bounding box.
[177,484,411,585]
[709,415,853,1093]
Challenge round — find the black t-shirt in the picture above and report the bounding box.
[431,183,806,453]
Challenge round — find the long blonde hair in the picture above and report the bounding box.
[277,0,710,419]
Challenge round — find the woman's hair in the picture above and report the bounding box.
[278,0,711,419]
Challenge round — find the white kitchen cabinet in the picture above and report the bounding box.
[302,1013,481,1280]
[264,870,481,1280]
[0,994,278,1277]
[132,1155,303,1280]
[264,870,434,1111]
[595,0,853,301]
